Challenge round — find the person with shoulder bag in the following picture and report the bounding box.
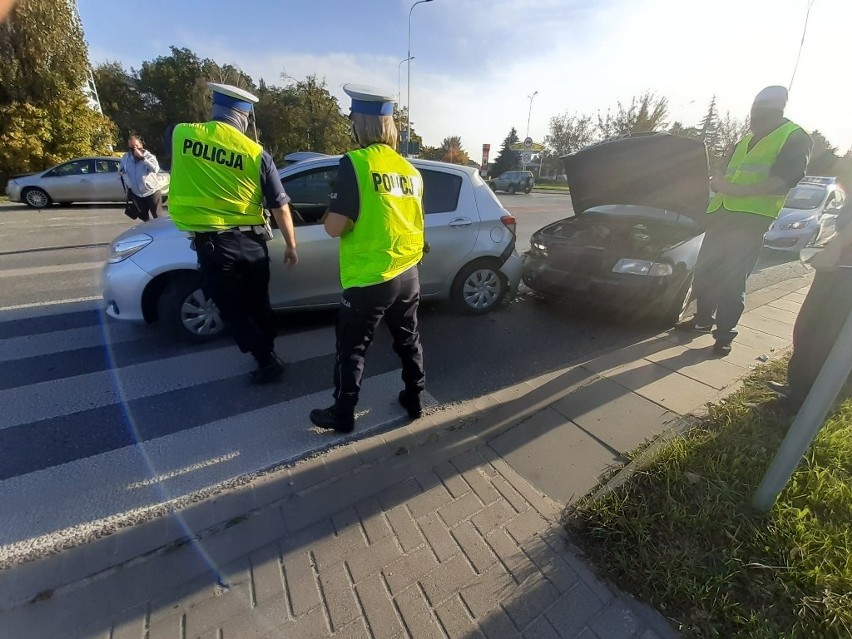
[119,135,164,221]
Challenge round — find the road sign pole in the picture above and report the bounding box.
[752,304,852,511]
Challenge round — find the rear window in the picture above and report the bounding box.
[421,169,462,214]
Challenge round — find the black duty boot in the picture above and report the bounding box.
[250,353,285,384]
[398,390,423,420]
[675,316,713,333]
[712,340,732,356]
[310,405,355,433]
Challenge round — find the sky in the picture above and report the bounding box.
[80,0,851,160]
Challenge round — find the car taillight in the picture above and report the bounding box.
[500,214,517,236]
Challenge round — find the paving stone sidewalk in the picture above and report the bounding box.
[0,276,811,639]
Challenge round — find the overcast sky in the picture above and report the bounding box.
[82,0,851,158]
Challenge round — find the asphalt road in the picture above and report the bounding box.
[0,195,810,553]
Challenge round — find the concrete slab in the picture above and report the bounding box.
[602,359,720,415]
[748,304,798,325]
[580,338,672,376]
[488,407,620,504]
[643,345,749,390]
[550,378,675,454]
[733,325,790,353]
[767,298,803,314]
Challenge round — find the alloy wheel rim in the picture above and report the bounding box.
[27,190,47,207]
[181,289,224,336]
[463,269,501,310]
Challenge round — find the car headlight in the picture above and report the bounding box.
[781,217,814,230]
[108,234,153,263]
[531,240,547,253]
[612,258,673,277]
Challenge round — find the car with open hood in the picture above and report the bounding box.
[103,156,522,342]
[522,132,710,324]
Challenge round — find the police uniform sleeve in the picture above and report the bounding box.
[328,155,359,222]
[771,129,813,189]
[260,151,291,209]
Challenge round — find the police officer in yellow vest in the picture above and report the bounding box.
[168,83,298,383]
[309,84,426,433]
[678,86,812,355]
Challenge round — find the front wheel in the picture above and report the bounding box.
[158,275,226,343]
[661,274,694,326]
[451,259,507,314]
[23,188,52,209]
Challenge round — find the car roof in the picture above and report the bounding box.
[277,154,478,178]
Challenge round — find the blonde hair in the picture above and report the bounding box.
[352,112,398,149]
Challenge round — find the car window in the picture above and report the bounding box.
[96,160,120,173]
[46,160,93,178]
[421,169,462,215]
[281,166,338,225]
[784,186,824,210]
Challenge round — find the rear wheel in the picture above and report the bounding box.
[451,259,507,314]
[157,275,226,343]
[23,188,51,209]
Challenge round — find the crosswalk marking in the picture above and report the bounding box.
[0,305,438,558]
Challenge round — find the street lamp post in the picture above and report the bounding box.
[524,91,538,170]
[398,56,414,151]
[406,0,434,157]
[525,90,538,140]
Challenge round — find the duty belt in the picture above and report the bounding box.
[189,225,265,237]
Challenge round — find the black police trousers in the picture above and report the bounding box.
[694,210,772,343]
[195,229,276,362]
[333,266,425,409]
[787,267,852,402]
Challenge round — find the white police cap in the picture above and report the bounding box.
[208,82,259,112]
[343,83,396,116]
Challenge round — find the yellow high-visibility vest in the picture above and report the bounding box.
[169,121,264,231]
[340,144,424,288]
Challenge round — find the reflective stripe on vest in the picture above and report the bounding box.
[708,121,802,219]
[169,121,265,232]
[340,144,424,289]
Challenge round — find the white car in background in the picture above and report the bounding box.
[103,156,522,342]
[5,156,170,208]
[763,176,846,255]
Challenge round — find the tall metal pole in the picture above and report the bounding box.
[753,304,852,511]
[407,0,434,157]
[526,91,538,140]
[398,56,413,151]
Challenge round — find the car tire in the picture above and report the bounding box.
[158,274,226,343]
[662,274,694,326]
[451,259,507,315]
[507,184,516,195]
[23,188,52,209]
[524,187,532,194]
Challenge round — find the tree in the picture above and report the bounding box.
[808,130,840,176]
[438,136,469,165]
[284,74,351,156]
[597,91,669,140]
[0,0,116,181]
[543,113,597,175]
[711,111,749,173]
[93,61,146,148]
[698,96,720,151]
[489,127,520,177]
[668,121,701,139]
[393,105,423,155]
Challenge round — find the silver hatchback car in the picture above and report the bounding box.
[103,156,522,342]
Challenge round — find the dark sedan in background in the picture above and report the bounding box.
[523,133,710,324]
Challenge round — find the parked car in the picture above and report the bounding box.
[5,156,170,208]
[522,133,709,324]
[103,157,522,342]
[490,170,535,194]
[763,176,846,255]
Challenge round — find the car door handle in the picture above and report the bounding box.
[449,218,472,228]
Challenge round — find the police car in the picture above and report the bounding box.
[103,156,523,342]
[763,176,846,255]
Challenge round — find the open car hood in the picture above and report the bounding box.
[561,133,710,224]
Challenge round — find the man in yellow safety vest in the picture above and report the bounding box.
[168,83,298,382]
[678,86,812,355]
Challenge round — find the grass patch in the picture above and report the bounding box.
[565,358,852,638]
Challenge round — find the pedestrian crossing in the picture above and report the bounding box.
[0,300,437,562]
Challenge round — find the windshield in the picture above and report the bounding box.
[784,186,825,210]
